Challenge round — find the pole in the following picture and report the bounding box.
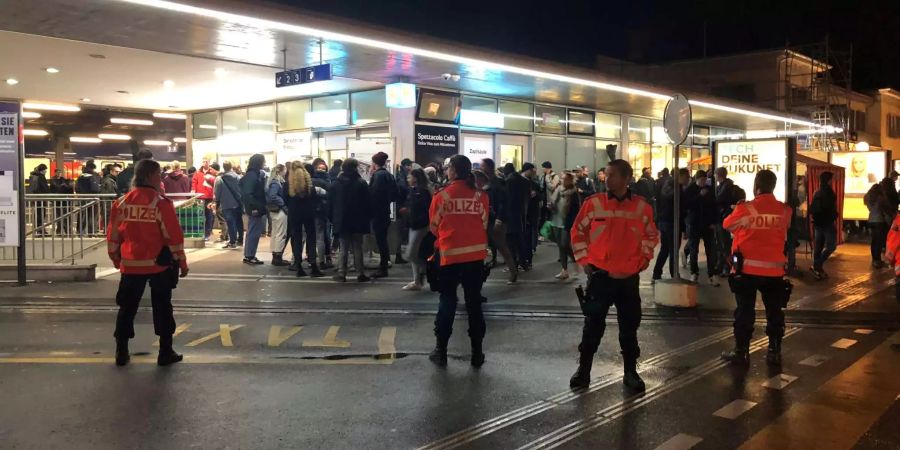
[672,144,681,280]
[16,103,26,285]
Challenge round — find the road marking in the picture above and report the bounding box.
[96,268,119,279]
[416,328,736,450]
[739,331,900,450]
[185,324,244,347]
[0,354,393,365]
[153,323,192,347]
[853,328,874,335]
[303,326,351,348]
[713,399,758,419]
[378,327,397,355]
[49,351,77,355]
[798,354,829,367]
[267,325,303,347]
[831,338,857,349]
[654,433,703,450]
[762,373,798,390]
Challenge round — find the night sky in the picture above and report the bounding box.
[276,0,900,92]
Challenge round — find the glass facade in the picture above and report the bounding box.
[534,135,566,171]
[192,111,217,139]
[628,117,650,143]
[535,105,566,134]
[248,105,275,132]
[567,110,595,136]
[595,112,621,140]
[277,99,310,131]
[222,108,247,135]
[351,89,389,125]
[462,96,498,112]
[498,100,533,132]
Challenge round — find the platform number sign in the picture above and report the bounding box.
[276,64,333,88]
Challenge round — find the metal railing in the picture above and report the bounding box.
[1,193,205,264]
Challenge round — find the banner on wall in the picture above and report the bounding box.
[830,151,888,220]
[414,124,458,166]
[0,102,21,247]
[714,139,789,202]
[276,131,313,165]
[462,135,492,169]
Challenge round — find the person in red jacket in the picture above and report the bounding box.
[191,157,217,240]
[108,159,190,367]
[428,155,490,368]
[720,170,792,366]
[569,159,659,391]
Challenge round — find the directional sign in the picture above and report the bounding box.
[275,63,333,88]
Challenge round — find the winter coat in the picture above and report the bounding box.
[328,171,372,235]
[49,177,73,194]
[75,171,101,195]
[239,168,267,216]
[266,177,286,212]
[100,175,120,196]
[525,178,542,224]
[715,178,737,223]
[28,171,50,194]
[117,165,134,194]
[311,170,331,218]
[214,172,242,211]
[809,184,839,226]
[405,186,432,230]
[369,168,397,223]
[503,172,531,234]
[163,170,191,194]
[683,182,717,231]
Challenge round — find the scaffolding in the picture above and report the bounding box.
[779,38,853,152]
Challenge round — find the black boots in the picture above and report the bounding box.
[721,346,751,365]
[429,338,449,367]
[295,265,308,277]
[623,360,646,392]
[395,254,407,264]
[309,263,325,278]
[271,253,290,267]
[115,338,130,366]
[569,352,593,389]
[371,268,389,278]
[471,339,485,368]
[766,337,782,366]
[157,335,183,367]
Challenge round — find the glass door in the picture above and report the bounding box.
[495,134,530,170]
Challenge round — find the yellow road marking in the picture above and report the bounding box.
[378,327,397,355]
[185,324,244,347]
[268,325,303,347]
[303,326,350,348]
[153,323,192,347]
[739,331,900,450]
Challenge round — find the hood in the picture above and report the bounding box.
[167,170,184,180]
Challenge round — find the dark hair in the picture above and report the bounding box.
[715,167,727,177]
[371,152,388,167]
[332,159,343,169]
[678,168,690,177]
[606,159,633,179]
[305,163,315,175]
[502,163,516,176]
[209,162,220,171]
[401,158,413,167]
[481,158,496,173]
[820,171,833,184]
[37,164,47,172]
[409,168,429,190]
[133,159,161,188]
[247,154,265,172]
[84,162,96,172]
[450,155,475,188]
[755,170,778,194]
[694,170,707,179]
[342,158,359,174]
[136,149,154,162]
[312,158,327,171]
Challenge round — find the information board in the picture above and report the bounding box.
[0,102,21,247]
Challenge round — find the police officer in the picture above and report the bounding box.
[428,155,490,367]
[721,170,792,365]
[107,159,190,366]
[569,159,659,391]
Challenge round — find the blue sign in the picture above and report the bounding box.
[276,64,333,88]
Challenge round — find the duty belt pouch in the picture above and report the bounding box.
[576,270,608,317]
[155,247,179,290]
[779,278,793,308]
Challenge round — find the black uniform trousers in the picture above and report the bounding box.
[114,272,176,339]
[579,274,642,362]
[434,261,486,343]
[372,215,391,271]
[730,274,785,347]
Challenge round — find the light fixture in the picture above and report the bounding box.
[214,68,227,77]
[856,141,870,151]
[143,140,172,146]
[153,112,187,120]
[198,124,217,129]
[45,67,60,74]
[23,102,81,112]
[64,152,77,155]
[23,129,49,136]
[5,78,18,85]
[110,117,154,126]
[162,80,175,88]
[98,133,131,140]
[80,98,91,102]
[22,112,41,119]
[70,136,103,143]
[173,137,187,143]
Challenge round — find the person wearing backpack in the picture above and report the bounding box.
[240,154,268,265]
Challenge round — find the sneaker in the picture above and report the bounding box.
[555,269,570,280]
[709,275,720,287]
[221,243,236,250]
[690,273,699,283]
[243,257,264,266]
[402,282,422,291]
[651,276,661,284]
[809,266,824,280]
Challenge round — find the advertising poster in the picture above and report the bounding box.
[0,102,20,247]
[414,124,458,166]
[275,131,312,165]
[462,135,493,169]
[831,151,887,220]
[714,139,788,201]
[348,137,395,183]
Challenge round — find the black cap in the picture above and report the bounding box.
[521,162,536,172]
[541,161,552,169]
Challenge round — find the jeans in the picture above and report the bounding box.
[222,208,242,245]
[578,274,641,361]
[812,224,837,270]
[556,227,572,270]
[269,210,288,254]
[338,233,365,276]
[315,216,331,264]
[714,224,732,275]
[688,225,718,277]
[870,222,888,263]
[243,214,264,259]
[652,222,675,279]
[372,216,390,271]
[405,227,428,284]
[731,275,786,347]
[114,272,176,339]
[434,261,486,345]
[202,199,215,238]
[491,221,517,278]
[290,217,317,263]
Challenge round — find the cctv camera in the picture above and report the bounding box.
[441,73,452,81]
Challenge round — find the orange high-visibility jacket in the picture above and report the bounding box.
[571,190,659,276]
[429,180,490,266]
[107,186,188,275]
[884,215,900,275]
[723,193,792,277]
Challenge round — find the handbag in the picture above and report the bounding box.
[539,220,560,243]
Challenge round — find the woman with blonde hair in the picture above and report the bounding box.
[285,161,323,277]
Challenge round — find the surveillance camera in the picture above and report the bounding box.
[450,74,461,82]
[441,73,452,81]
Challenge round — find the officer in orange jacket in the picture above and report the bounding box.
[428,155,490,368]
[569,159,659,391]
[107,159,189,367]
[720,170,792,366]
[882,214,900,300]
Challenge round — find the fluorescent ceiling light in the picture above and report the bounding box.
[173,137,187,143]
[23,102,80,112]
[222,125,238,130]
[153,112,187,120]
[70,136,103,143]
[111,117,154,126]
[305,110,347,128]
[120,0,832,130]
[23,129,49,136]
[5,78,18,85]
[22,112,41,119]
[143,140,172,146]
[198,124,217,129]
[98,133,131,140]
[117,153,133,156]
[45,67,60,74]
[64,152,77,155]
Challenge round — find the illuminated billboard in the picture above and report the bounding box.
[715,139,789,202]
[830,151,888,220]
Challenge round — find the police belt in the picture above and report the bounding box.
[727,273,793,308]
